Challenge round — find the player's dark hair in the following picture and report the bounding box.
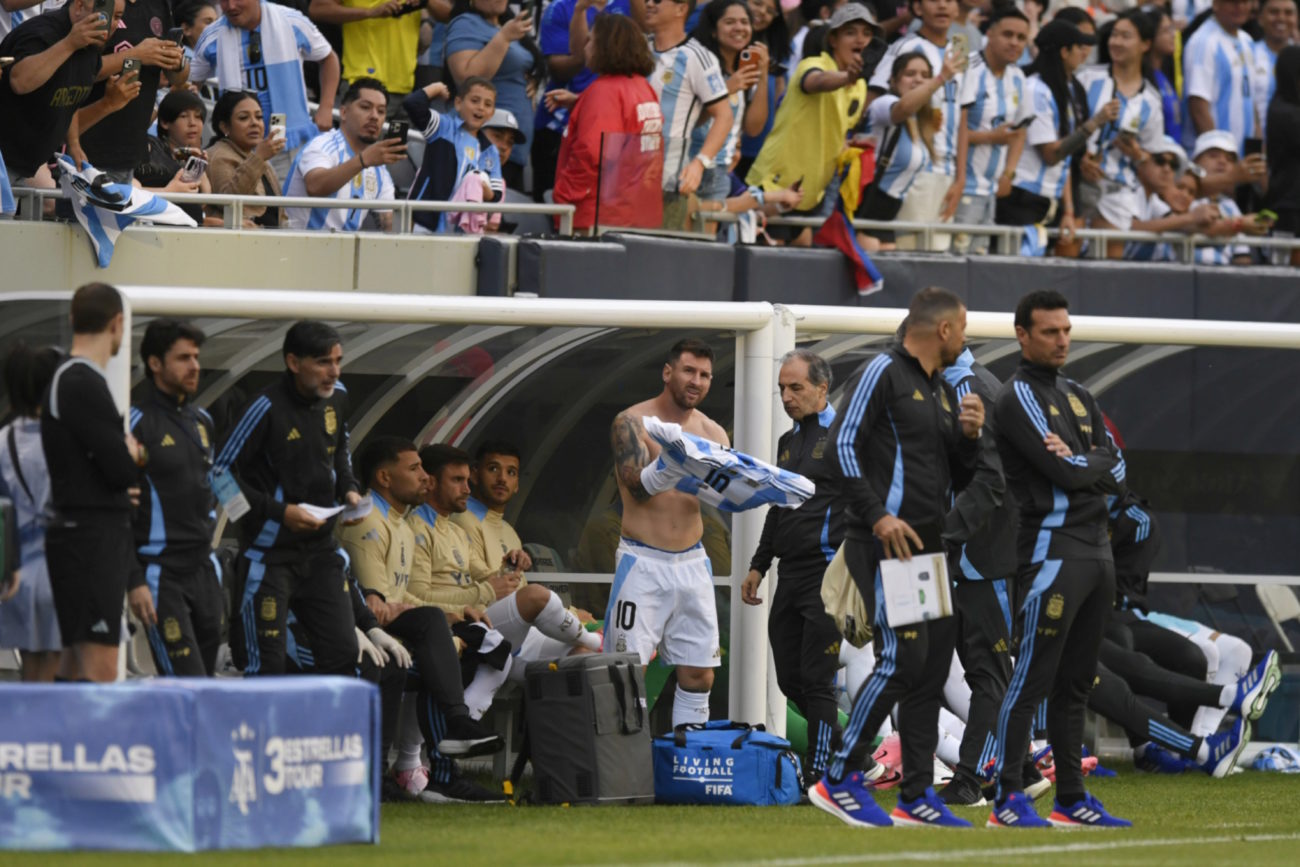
[475,440,521,464]
[70,282,123,334]
[342,77,388,106]
[780,348,833,390]
[283,321,341,360]
[3,343,63,417]
[420,443,472,480]
[668,338,715,365]
[140,319,205,368]
[905,287,965,331]
[1015,290,1070,332]
[357,435,419,489]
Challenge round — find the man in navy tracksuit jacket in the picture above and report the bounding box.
[130,319,223,676]
[988,290,1129,829]
[810,288,984,829]
[743,349,844,783]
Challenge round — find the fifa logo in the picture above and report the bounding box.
[229,722,258,816]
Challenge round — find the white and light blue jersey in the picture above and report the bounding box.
[1183,17,1256,152]
[191,4,333,151]
[864,95,931,200]
[1192,195,1249,264]
[1078,65,1164,189]
[869,34,964,176]
[1097,186,1176,261]
[651,36,729,189]
[1171,0,1211,24]
[689,88,746,173]
[1013,75,1071,200]
[285,129,395,231]
[1251,39,1278,137]
[959,54,1029,196]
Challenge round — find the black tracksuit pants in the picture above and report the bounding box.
[952,578,1014,785]
[144,556,226,676]
[994,558,1114,804]
[830,536,958,801]
[1089,660,1203,759]
[1116,615,1209,728]
[769,568,843,779]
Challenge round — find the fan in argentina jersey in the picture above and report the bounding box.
[953,9,1031,253]
[285,81,398,231]
[1077,11,1166,191]
[869,17,964,178]
[647,0,731,193]
[987,291,1131,829]
[1182,2,1256,151]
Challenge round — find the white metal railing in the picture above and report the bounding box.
[701,212,1300,264]
[7,186,574,236]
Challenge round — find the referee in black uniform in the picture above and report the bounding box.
[988,290,1129,829]
[128,319,224,676]
[41,283,145,682]
[742,349,844,784]
[215,321,362,677]
[811,287,983,829]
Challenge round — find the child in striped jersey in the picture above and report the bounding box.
[1186,129,1274,265]
[951,6,1031,254]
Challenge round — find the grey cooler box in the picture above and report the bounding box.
[522,653,654,804]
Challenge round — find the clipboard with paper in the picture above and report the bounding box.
[879,523,952,627]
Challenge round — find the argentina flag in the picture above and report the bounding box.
[55,154,197,268]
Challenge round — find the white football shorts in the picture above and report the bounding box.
[603,538,719,668]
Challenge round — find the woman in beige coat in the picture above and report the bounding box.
[206,91,287,228]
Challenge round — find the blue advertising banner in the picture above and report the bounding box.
[0,677,380,851]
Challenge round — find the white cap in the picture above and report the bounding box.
[828,3,879,32]
[1191,129,1239,161]
[1147,135,1193,174]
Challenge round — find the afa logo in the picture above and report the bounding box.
[1046,593,1065,620]
[324,405,338,435]
[1067,393,1088,417]
[811,437,826,459]
[229,722,258,816]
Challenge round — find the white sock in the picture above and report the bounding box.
[1220,683,1236,707]
[672,684,710,728]
[464,655,512,718]
[1196,741,1210,764]
[937,707,966,769]
[531,591,587,646]
[394,694,424,772]
[943,653,971,723]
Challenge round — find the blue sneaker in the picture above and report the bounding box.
[892,787,973,827]
[987,791,1051,828]
[1230,651,1281,721]
[1201,716,1251,778]
[1135,743,1191,774]
[1048,792,1132,828]
[810,772,893,828]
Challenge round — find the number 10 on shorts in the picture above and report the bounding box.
[615,600,637,630]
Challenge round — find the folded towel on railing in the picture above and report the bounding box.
[54,154,197,268]
[641,415,814,513]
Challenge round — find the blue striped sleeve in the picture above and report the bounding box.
[213,395,273,474]
[835,354,892,478]
[129,406,143,432]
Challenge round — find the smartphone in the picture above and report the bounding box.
[1243,137,1264,157]
[387,119,410,142]
[1257,208,1278,223]
[1012,115,1036,131]
[166,26,185,46]
[0,57,15,69]
[269,112,287,141]
[948,32,969,69]
[92,0,112,31]
[738,47,763,76]
[180,155,207,183]
[121,57,141,81]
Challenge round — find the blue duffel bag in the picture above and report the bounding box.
[652,721,803,806]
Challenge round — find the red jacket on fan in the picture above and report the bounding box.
[554,74,664,230]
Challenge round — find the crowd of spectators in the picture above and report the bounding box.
[0,0,1298,261]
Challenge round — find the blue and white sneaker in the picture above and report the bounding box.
[987,791,1051,828]
[1048,792,1132,828]
[1135,743,1191,774]
[1230,651,1281,721]
[1201,715,1251,778]
[809,772,893,828]
[892,787,973,827]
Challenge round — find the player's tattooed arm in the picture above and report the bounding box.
[612,412,653,502]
